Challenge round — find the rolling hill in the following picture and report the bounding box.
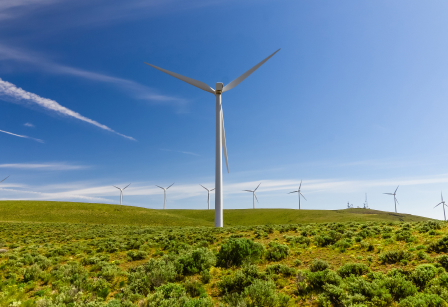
[0,200,433,226]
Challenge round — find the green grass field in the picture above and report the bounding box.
[0,200,433,226]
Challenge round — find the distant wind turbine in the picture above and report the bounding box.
[364,193,369,209]
[384,186,399,213]
[156,183,174,209]
[434,192,448,221]
[288,180,306,210]
[144,49,280,227]
[244,183,261,209]
[200,185,215,210]
[113,183,131,206]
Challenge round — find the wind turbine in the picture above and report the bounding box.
[288,180,306,210]
[113,183,131,206]
[363,193,369,209]
[200,185,215,210]
[144,49,280,227]
[243,183,261,209]
[384,186,399,213]
[434,192,448,221]
[156,183,174,209]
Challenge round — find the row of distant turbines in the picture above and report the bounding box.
[1,174,447,221]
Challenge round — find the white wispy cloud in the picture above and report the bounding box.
[0,44,185,105]
[0,78,135,140]
[24,123,34,127]
[0,128,43,143]
[0,0,59,20]
[0,163,88,170]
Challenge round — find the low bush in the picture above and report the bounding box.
[178,247,216,275]
[412,264,438,289]
[265,242,289,262]
[216,238,264,268]
[337,263,370,278]
[309,259,330,272]
[379,250,413,264]
[428,235,448,253]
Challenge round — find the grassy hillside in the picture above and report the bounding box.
[0,200,433,226]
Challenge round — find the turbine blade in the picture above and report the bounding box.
[167,183,175,189]
[144,62,215,94]
[300,193,307,201]
[288,191,298,194]
[200,184,208,191]
[435,203,442,208]
[222,49,281,92]
[254,183,261,191]
[442,192,444,202]
[384,193,393,195]
[0,175,9,183]
[254,193,259,203]
[156,185,164,190]
[210,188,215,191]
[395,198,399,205]
[243,190,253,192]
[395,186,399,193]
[221,106,229,173]
[299,180,302,190]
[113,186,120,190]
[123,183,131,190]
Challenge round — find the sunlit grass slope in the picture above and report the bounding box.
[0,201,432,226]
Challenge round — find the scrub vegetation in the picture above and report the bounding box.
[1,219,448,306]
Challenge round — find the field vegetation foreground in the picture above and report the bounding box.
[0,201,432,226]
[2,218,448,306]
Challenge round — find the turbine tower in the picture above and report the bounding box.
[156,183,174,209]
[384,186,399,213]
[434,192,448,221]
[200,185,215,210]
[363,193,369,209]
[113,183,131,206]
[144,49,280,227]
[288,180,306,209]
[244,183,261,209]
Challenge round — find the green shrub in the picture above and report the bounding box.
[244,279,289,307]
[178,247,216,275]
[384,272,418,300]
[337,263,370,278]
[127,250,148,261]
[216,238,264,268]
[309,259,330,272]
[436,255,448,271]
[144,283,213,307]
[306,269,341,290]
[23,263,42,282]
[265,242,289,262]
[265,264,297,277]
[412,264,438,288]
[427,235,448,253]
[379,250,413,264]
[398,293,446,307]
[200,269,211,284]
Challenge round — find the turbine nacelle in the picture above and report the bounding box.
[215,82,223,94]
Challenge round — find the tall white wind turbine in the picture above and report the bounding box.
[288,180,306,210]
[244,183,261,209]
[113,183,131,206]
[434,192,448,221]
[200,185,215,210]
[156,183,174,209]
[145,49,280,227]
[384,186,399,213]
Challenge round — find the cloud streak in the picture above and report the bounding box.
[0,44,185,105]
[0,128,43,143]
[0,78,135,140]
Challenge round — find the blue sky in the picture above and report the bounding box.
[1,0,448,219]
